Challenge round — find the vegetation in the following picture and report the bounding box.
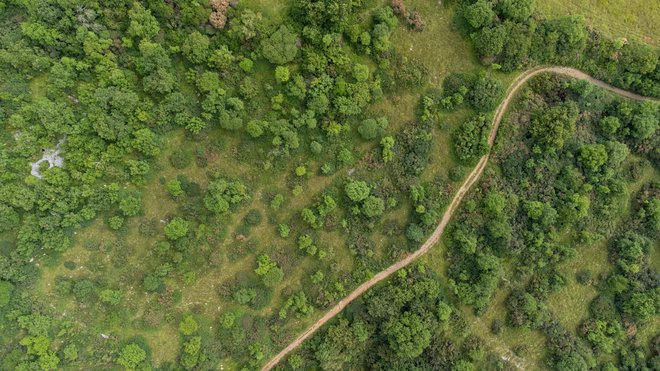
[0,0,656,370]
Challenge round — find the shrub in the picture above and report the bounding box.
[170,149,192,169]
[179,315,199,335]
[164,217,189,240]
[467,75,503,112]
[117,343,147,370]
[244,209,262,226]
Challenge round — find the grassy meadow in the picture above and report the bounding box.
[537,0,660,46]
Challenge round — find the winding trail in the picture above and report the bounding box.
[261,67,656,371]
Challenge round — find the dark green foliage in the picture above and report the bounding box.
[453,114,490,164]
[0,204,19,233]
[620,41,659,74]
[497,0,535,22]
[164,217,189,240]
[300,267,481,369]
[467,75,504,112]
[463,1,495,29]
[314,319,369,370]
[261,25,298,65]
[383,311,431,358]
[529,101,579,151]
[204,177,249,215]
[244,209,262,226]
[0,280,13,307]
[506,291,548,329]
[170,149,193,169]
[473,25,507,60]
[358,117,388,140]
[459,0,660,97]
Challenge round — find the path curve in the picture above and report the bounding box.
[261,67,656,371]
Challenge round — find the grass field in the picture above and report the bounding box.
[537,0,660,46]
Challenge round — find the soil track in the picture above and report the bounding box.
[261,67,656,371]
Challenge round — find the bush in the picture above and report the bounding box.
[164,217,189,240]
[463,0,495,29]
[406,223,425,242]
[576,270,592,285]
[453,114,490,164]
[244,209,262,226]
[358,117,388,140]
[117,343,147,369]
[467,75,503,112]
[170,149,193,169]
[179,315,199,335]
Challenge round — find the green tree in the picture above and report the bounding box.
[132,128,160,156]
[135,40,170,75]
[453,114,490,164]
[208,45,234,69]
[463,0,495,29]
[473,25,507,59]
[498,0,535,21]
[631,101,658,140]
[182,31,210,64]
[271,194,284,209]
[179,315,199,335]
[181,336,201,369]
[196,71,221,93]
[580,319,623,354]
[255,254,284,285]
[383,311,431,358]
[261,25,298,64]
[345,180,370,202]
[621,40,659,74]
[352,63,369,82]
[117,343,147,370]
[108,216,124,230]
[578,144,608,172]
[166,179,184,197]
[127,3,160,39]
[381,136,395,163]
[362,196,385,218]
[233,288,256,305]
[406,223,425,242]
[358,117,388,140]
[484,191,507,216]
[164,217,189,240]
[246,119,266,138]
[530,102,579,151]
[315,319,369,371]
[204,178,249,214]
[119,195,142,217]
[468,75,503,111]
[278,224,290,238]
[623,291,657,321]
[599,116,620,135]
[275,66,290,83]
[0,204,19,233]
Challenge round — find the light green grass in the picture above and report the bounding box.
[546,241,606,331]
[390,0,481,85]
[537,0,660,46]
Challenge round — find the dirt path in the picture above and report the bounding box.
[261,67,656,371]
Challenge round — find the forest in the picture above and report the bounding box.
[0,0,657,370]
